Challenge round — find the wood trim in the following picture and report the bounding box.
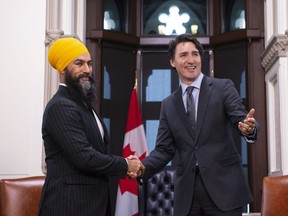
[140,36,210,46]
[90,30,139,46]
[129,0,137,35]
[245,0,266,212]
[211,29,264,45]
[86,0,103,35]
[209,0,221,36]
[247,38,267,212]
[85,39,102,113]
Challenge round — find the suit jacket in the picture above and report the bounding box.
[142,75,258,215]
[39,85,127,216]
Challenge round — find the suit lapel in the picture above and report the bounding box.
[93,109,110,152]
[194,76,213,142]
[172,87,196,139]
[89,106,108,153]
[61,86,107,153]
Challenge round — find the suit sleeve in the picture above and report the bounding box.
[43,100,127,178]
[223,79,259,142]
[142,99,176,180]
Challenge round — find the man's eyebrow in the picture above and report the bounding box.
[178,50,199,55]
[178,51,188,55]
[74,59,92,63]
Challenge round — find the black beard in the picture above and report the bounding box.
[64,70,96,105]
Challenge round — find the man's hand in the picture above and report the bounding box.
[126,155,145,180]
[238,108,256,135]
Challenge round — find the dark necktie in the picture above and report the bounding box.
[186,86,196,131]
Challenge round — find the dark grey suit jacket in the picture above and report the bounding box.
[39,86,127,216]
[142,75,259,215]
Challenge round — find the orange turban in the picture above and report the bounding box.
[48,37,90,73]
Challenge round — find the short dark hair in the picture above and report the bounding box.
[168,34,203,59]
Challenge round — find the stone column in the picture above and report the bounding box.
[261,34,288,176]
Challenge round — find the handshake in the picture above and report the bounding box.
[126,155,145,180]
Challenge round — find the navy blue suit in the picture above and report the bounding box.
[142,75,258,215]
[39,85,127,216]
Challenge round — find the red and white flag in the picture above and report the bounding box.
[115,87,149,216]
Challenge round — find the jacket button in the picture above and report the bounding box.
[194,145,199,150]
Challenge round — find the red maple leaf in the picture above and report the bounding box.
[122,143,136,157]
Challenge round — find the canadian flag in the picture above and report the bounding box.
[115,87,149,216]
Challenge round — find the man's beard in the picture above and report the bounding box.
[65,70,96,105]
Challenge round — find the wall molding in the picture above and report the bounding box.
[261,34,288,72]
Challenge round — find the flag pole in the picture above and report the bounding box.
[134,70,137,89]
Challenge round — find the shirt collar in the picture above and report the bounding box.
[59,83,67,87]
[181,72,204,95]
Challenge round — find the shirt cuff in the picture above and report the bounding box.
[244,128,257,143]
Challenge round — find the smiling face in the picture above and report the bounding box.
[63,53,93,88]
[65,53,93,80]
[63,53,96,103]
[170,42,201,85]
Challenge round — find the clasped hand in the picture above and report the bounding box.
[126,155,145,180]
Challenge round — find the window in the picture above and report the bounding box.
[141,51,179,153]
[142,0,207,35]
[145,69,173,152]
[221,0,246,32]
[103,0,128,33]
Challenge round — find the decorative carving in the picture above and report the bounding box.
[261,34,288,72]
[45,29,64,46]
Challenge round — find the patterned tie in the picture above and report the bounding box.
[186,86,196,131]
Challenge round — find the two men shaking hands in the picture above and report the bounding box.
[126,155,145,179]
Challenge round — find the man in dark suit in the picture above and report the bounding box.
[139,34,259,215]
[39,37,144,216]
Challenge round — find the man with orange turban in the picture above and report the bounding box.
[39,37,144,216]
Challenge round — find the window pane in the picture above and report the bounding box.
[146,120,172,165]
[103,118,111,135]
[104,0,128,33]
[222,0,246,32]
[103,66,111,100]
[103,66,111,134]
[146,69,171,102]
[146,120,159,153]
[142,0,207,35]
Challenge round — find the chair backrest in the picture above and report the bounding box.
[138,166,175,216]
[0,176,45,216]
[261,175,288,216]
